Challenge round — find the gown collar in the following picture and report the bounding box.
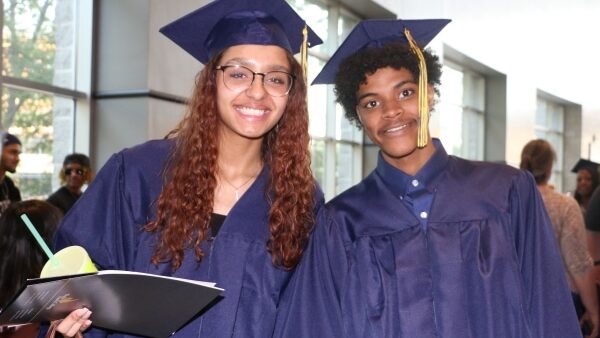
[219,164,270,240]
[375,138,449,198]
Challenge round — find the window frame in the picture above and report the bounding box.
[0,0,92,198]
[439,59,487,161]
[535,95,567,192]
[291,0,365,200]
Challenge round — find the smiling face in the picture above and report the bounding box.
[356,67,435,172]
[215,44,291,142]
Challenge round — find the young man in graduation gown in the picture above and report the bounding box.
[275,19,582,338]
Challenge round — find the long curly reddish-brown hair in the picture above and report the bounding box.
[145,49,315,270]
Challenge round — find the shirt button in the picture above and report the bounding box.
[399,195,403,200]
[411,179,419,187]
[420,211,428,219]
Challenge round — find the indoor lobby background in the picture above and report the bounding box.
[1,0,598,201]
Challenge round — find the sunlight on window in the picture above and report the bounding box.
[439,63,485,160]
[2,0,77,199]
[290,0,363,199]
[439,65,464,156]
[536,97,565,192]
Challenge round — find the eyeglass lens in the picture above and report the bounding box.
[218,65,293,97]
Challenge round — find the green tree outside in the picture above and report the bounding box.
[2,0,56,199]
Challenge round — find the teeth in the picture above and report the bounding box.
[385,123,408,133]
[237,106,267,116]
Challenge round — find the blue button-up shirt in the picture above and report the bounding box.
[375,138,449,230]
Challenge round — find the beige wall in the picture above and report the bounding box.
[92,1,203,164]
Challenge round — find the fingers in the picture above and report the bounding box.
[56,307,92,337]
[581,316,599,338]
[589,321,599,338]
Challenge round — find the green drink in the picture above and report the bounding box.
[40,245,97,278]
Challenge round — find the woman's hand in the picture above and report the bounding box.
[54,308,92,337]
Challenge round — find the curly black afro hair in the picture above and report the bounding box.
[334,42,442,128]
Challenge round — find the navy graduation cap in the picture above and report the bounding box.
[159,0,323,64]
[571,158,600,174]
[312,19,450,85]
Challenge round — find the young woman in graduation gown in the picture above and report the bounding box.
[44,0,325,337]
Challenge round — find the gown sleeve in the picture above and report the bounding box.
[272,206,346,337]
[511,170,581,337]
[38,152,144,338]
[54,152,146,270]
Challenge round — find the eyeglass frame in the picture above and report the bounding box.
[215,64,296,97]
[64,168,87,176]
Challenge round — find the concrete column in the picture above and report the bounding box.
[52,0,76,190]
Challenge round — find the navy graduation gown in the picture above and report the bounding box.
[276,146,581,337]
[45,139,316,338]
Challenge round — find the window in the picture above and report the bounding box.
[289,0,362,199]
[1,0,89,198]
[536,97,565,192]
[439,60,486,161]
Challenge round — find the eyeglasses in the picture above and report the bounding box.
[64,168,86,176]
[215,65,295,97]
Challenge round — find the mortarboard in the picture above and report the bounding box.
[571,158,600,174]
[313,19,450,148]
[159,0,323,65]
[312,19,450,85]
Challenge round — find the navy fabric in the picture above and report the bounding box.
[206,12,292,60]
[276,140,581,338]
[39,139,325,338]
[312,19,450,84]
[159,0,322,64]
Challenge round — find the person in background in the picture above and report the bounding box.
[0,200,62,337]
[572,159,600,273]
[586,183,600,281]
[46,0,325,337]
[520,139,599,338]
[275,18,581,337]
[0,133,22,215]
[47,154,92,215]
[573,158,600,216]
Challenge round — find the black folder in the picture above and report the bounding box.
[0,270,224,338]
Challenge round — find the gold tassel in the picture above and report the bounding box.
[300,24,309,86]
[404,27,429,148]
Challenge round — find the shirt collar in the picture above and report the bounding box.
[375,138,449,197]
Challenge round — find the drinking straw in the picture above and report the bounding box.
[20,213,58,266]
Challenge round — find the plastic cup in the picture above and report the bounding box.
[40,245,97,278]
